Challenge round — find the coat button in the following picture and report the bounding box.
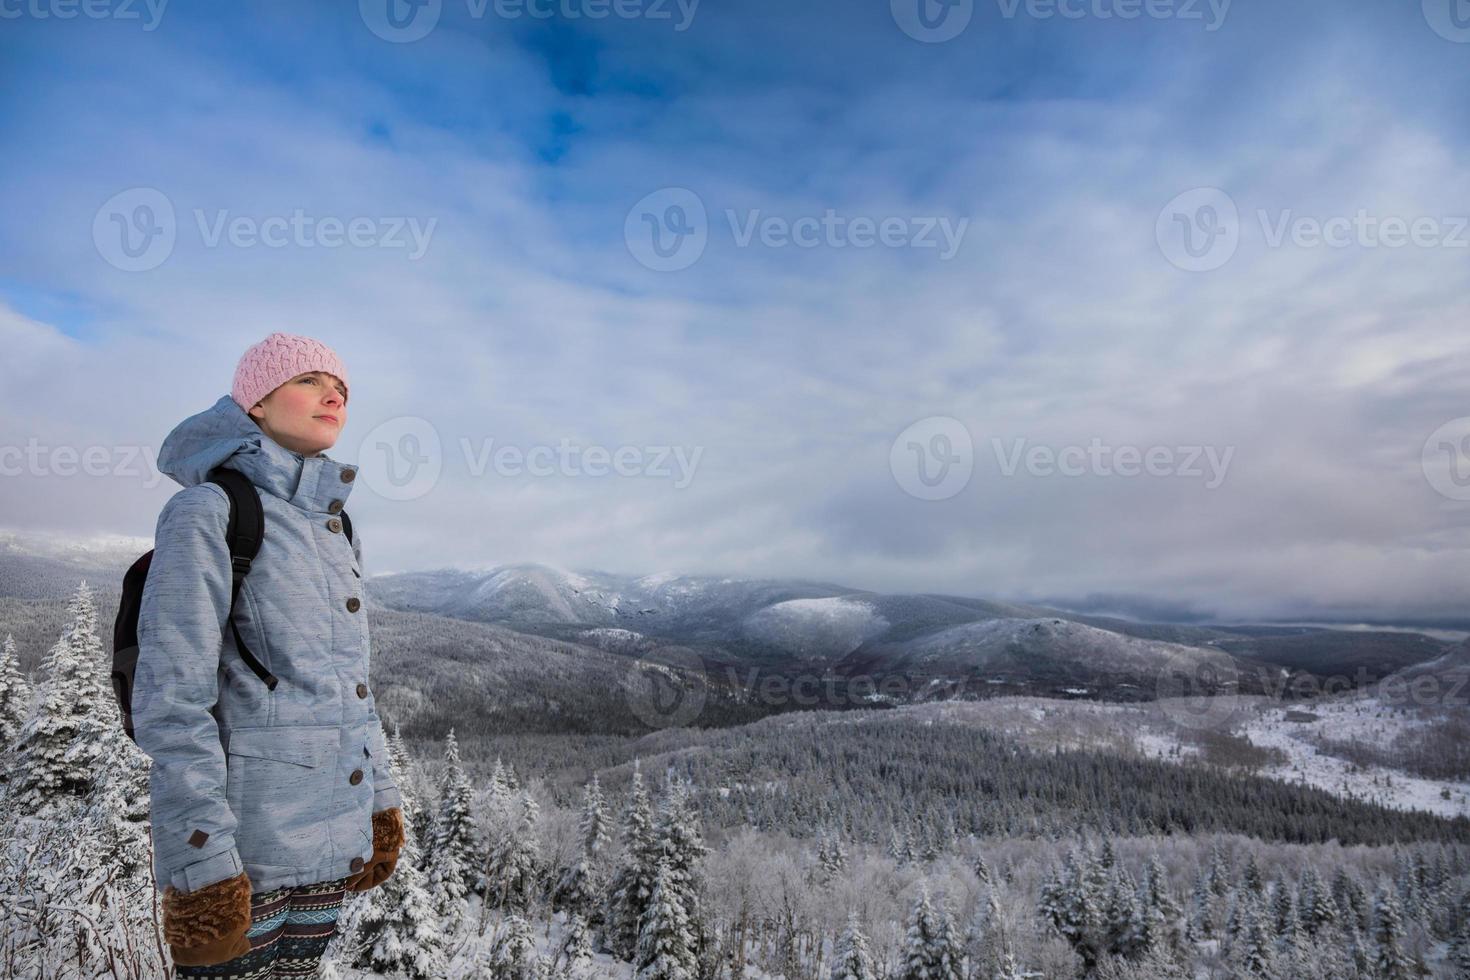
[327,499,344,514]
[350,769,363,785]
[350,856,364,872]
[341,468,356,483]
[327,518,342,534]
[346,596,361,612]
[356,683,368,698]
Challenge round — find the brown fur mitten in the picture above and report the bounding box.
[347,806,405,892]
[162,870,253,967]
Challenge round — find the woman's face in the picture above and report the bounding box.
[247,371,348,457]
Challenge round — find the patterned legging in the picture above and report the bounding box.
[173,875,353,979]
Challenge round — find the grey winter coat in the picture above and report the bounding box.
[134,394,401,895]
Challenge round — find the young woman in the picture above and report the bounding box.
[132,333,405,977]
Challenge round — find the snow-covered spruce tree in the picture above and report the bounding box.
[483,912,538,980]
[1137,853,1180,956]
[553,774,610,917]
[425,728,481,928]
[335,733,448,980]
[487,789,542,912]
[1452,905,1470,977]
[1269,876,1299,948]
[1370,886,1413,980]
[1235,892,1276,979]
[387,720,436,857]
[634,858,697,980]
[1104,864,1142,958]
[0,633,32,756]
[830,909,877,980]
[972,850,992,885]
[6,582,112,815]
[651,772,707,922]
[74,718,152,880]
[558,910,596,976]
[604,761,660,959]
[898,884,963,980]
[1241,853,1265,896]
[1297,865,1338,938]
[1038,844,1106,971]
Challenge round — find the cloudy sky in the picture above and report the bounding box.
[2,0,1468,627]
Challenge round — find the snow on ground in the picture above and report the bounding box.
[841,693,1470,819]
[1231,695,1470,819]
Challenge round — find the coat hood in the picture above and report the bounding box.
[156,394,359,512]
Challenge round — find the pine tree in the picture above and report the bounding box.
[554,775,611,916]
[898,884,962,980]
[424,728,480,927]
[488,913,538,980]
[1138,854,1180,955]
[605,760,660,958]
[1237,894,1276,979]
[1370,886,1413,980]
[0,632,32,755]
[1105,865,1142,957]
[831,910,877,980]
[1242,853,1264,896]
[1297,865,1338,938]
[972,850,992,885]
[652,773,707,921]
[7,582,112,814]
[487,789,542,912]
[634,859,697,980]
[345,739,449,980]
[388,720,434,853]
[559,911,595,975]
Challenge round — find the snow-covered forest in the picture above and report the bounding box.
[3,581,1470,978]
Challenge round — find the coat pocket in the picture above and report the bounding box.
[225,725,337,872]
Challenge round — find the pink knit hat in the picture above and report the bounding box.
[231,332,349,413]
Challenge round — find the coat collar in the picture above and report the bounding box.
[157,394,358,514]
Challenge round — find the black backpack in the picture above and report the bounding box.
[110,466,352,743]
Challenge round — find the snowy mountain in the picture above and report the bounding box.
[367,563,1449,702]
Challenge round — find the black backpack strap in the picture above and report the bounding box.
[207,466,278,691]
